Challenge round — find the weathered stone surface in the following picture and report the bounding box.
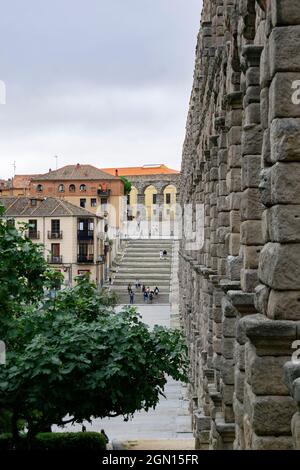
[240,221,264,245]
[259,242,300,290]
[244,383,296,436]
[241,124,263,156]
[271,0,300,26]
[245,343,290,395]
[241,155,262,189]
[267,289,300,321]
[267,205,300,242]
[269,27,300,78]
[271,118,300,162]
[269,73,300,120]
[240,188,264,221]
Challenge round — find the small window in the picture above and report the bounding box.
[80,184,87,192]
[80,199,86,208]
[152,194,157,205]
[58,184,65,192]
[51,219,60,233]
[69,184,76,193]
[91,198,97,207]
[166,193,171,204]
[30,199,37,206]
[36,184,43,192]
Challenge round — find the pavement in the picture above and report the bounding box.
[52,304,193,444]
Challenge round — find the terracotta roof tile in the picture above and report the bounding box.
[0,196,99,218]
[101,165,179,177]
[32,164,117,181]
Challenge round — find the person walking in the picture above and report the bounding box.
[129,290,135,305]
[143,290,148,303]
[159,250,163,260]
[154,286,160,296]
[163,249,167,259]
[127,283,132,293]
[101,429,109,450]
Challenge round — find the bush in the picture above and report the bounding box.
[0,432,106,451]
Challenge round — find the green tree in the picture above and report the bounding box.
[0,207,188,446]
[120,176,132,195]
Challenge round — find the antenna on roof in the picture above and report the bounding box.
[12,161,16,177]
[54,155,58,170]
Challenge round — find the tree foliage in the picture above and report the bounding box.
[120,176,132,195]
[0,206,189,442]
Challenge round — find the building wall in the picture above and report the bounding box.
[179,0,300,450]
[14,215,105,287]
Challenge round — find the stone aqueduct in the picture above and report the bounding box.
[179,0,300,450]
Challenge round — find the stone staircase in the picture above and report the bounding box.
[111,239,174,304]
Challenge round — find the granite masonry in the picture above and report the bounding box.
[179,0,300,450]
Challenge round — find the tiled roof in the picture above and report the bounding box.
[32,164,117,181]
[101,164,180,176]
[0,197,99,217]
[13,175,40,188]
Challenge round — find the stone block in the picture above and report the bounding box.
[271,0,300,26]
[240,188,264,221]
[271,162,300,205]
[267,204,300,242]
[291,412,300,450]
[269,73,300,121]
[229,233,240,256]
[223,316,236,338]
[226,168,241,193]
[260,87,269,130]
[242,124,263,156]
[241,155,262,189]
[240,221,264,245]
[269,27,300,78]
[228,127,242,146]
[254,283,270,316]
[267,289,300,321]
[246,67,260,87]
[243,245,262,270]
[228,145,241,168]
[241,269,259,293]
[259,242,300,290]
[225,110,243,129]
[245,343,290,395]
[271,118,300,162]
[244,382,296,436]
[251,433,294,450]
[262,128,271,164]
[228,192,242,210]
[230,210,241,233]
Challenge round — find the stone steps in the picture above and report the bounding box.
[112,239,174,304]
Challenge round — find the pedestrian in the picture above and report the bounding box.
[127,283,132,293]
[143,290,148,303]
[142,284,146,293]
[149,292,153,303]
[81,425,87,432]
[129,290,135,305]
[135,279,140,289]
[154,286,160,296]
[159,250,163,260]
[163,249,167,259]
[109,276,112,285]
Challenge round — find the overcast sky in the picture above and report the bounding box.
[0,0,202,179]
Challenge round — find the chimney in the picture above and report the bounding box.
[49,168,52,173]
[115,169,119,177]
[76,163,80,169]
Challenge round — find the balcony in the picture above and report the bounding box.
[48,231,63,240]
[97,189,111,197]
[77,254,94,264]
[47,255,63,264]
[25,230,40,240]
[77,230,94,241]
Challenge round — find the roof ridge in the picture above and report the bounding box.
[56,198,73,215]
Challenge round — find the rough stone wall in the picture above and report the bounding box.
[179,0,300,450]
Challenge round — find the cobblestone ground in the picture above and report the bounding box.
[53,305,193,444]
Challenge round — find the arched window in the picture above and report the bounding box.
[36,184,43,192]
[69,184,76,193]
[58,184,65,192]
[80,184,87,192]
